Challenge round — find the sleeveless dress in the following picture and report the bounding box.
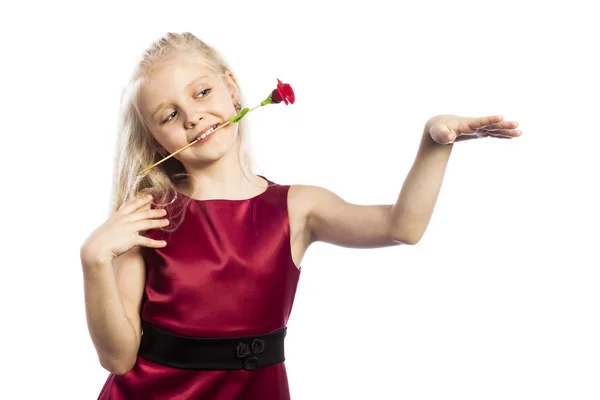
[97,177,302,399]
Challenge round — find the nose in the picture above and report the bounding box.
[184,113,202,130]
[183,105,203,129]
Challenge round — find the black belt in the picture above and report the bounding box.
[138,320,286,371]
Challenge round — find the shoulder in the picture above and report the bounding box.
[288,184,336,203]
[264,180,345,223]
[287,184,342,218]
[286,185,332,245]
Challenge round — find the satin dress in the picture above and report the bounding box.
[97,178,301,399]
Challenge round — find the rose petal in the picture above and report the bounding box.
[271,89,282,104]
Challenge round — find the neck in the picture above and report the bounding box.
[177,141,264,200]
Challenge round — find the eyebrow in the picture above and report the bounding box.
[151,75,210,119]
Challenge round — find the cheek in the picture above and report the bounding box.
[214,91,235,111]
[153,129,183,150]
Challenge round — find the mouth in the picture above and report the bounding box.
[191,123,220,143]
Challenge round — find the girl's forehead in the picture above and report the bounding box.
[148,56,216,83]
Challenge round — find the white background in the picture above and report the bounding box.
[1,0,599,399]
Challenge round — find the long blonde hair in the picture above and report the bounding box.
[110,32,255,226]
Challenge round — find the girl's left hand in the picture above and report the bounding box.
[427,114,522,145]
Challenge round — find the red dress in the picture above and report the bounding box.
[97,178,301,399]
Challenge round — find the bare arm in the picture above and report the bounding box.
[301,131,451,247]
[81,194,168,374]
[82,247,146,375]
[293,185,399,248]
[388,128,453,244]
[294,128,447,248]
[300,127,451,247]
[302,115,520,248]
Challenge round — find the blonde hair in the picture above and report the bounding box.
[110,32,255,228]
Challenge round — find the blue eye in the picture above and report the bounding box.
[196,88,211,98]
[162,111,177,124]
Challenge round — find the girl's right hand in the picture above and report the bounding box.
[81,194,169,267]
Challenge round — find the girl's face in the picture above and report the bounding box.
[137,55,240,167]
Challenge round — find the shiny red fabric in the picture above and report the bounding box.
[97,178,301,399]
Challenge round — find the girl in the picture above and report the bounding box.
[81,32,521,400]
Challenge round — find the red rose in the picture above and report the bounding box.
[270,79,295,105]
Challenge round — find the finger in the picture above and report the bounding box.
[132,207,168,222]
[136,235,167,248]
[465,115,504,131]
[486,129,522,137]
[483,121,519,130]
[433,124,457,143]
[135,218,170,232]
[489,132,519,139]
[119,194,154,215]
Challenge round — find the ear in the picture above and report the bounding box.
[223,70,240,105]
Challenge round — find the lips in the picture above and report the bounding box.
[190,123,220,143]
